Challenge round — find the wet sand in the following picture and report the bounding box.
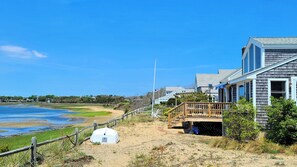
[0,120,49,128]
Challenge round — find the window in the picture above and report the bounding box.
[239,85,245,99]
[244,54,248,73]
[249,44,254,71]
[270,81,286,98]
[245,82,250,101]
[268,79,289,105]
[255,46,261,69]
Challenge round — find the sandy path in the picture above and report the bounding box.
[79,121,297,167]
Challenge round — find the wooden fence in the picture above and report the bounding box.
[0,106,150,166]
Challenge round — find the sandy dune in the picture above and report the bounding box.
[79,120,297,167]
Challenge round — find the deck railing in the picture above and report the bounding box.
[168,102,233,127]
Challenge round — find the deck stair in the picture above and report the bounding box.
[168,102,232,128]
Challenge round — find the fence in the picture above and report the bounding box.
[0,106,150,166]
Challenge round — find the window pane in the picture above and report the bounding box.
[244,54,248,73]
[271,93,286,99]
[249,44,254,71]
[271,81,286,99]
[239,85,245,98]
[271,81,285,92]
[245,82,250,100]
[255,46,261,69]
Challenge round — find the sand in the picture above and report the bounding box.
[79,120,297,167]
[0,120,49,128]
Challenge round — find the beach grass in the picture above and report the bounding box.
[0,127,78,150]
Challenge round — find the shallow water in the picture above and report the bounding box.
[0,104,83,137]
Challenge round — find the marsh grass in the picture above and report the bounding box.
[0,127,77,150]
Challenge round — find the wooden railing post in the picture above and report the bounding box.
[184,103,186,116]
[74,128,79,146]
[31,137,37,167]
[93,120,97,131]
[208,103,211,117]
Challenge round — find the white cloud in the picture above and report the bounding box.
[0,45,47,59]
[32,50,47,58]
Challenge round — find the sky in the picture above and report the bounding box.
[1,0,297,96]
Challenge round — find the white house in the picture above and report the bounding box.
[155,87,194,104]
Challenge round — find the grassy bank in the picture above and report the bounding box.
[0,127,78,150]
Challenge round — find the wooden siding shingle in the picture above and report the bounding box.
[265,49,297,66]
[256,58,297,126]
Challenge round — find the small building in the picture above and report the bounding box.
[195,69,236,102]
[155,87,194,104]
[217,37,297,126]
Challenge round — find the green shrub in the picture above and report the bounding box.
[223,99,260,142]
[266,97,297,145]
[0,144,9,153]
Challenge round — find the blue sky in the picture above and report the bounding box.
[1,0,297,96]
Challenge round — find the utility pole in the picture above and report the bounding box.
[152,59,157,117]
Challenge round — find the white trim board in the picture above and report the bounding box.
[291,77,297,105]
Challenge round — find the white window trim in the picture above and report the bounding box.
[252,79,256,107]
[291,77,297,105]
[267,78,289,105]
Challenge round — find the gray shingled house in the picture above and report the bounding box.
[195,69,236,102]
[217,37,297,126]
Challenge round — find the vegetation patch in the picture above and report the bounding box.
[0,127,78,150]
[209,134,297,155]
[119,112,154,126]
[61,107,112,117]
[128,145,167,167]
[223,99,260,142]
[265,97,297,145]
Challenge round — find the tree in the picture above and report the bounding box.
[179,92,209,102]
[223,99,259,142]
[265,97,297,145]
[166,98,181,106]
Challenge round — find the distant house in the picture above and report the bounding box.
[217,37,297,126]
[155,87,195,104]
[195,69,236,102]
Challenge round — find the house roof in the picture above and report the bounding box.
[252,37,297,45]
[196,69,236,87]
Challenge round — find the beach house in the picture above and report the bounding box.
[217,37,297,126]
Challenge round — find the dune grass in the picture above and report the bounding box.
[209,133,297,155]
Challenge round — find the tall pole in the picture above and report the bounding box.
[152,59,157,117]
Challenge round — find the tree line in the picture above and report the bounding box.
[0,95,126,104]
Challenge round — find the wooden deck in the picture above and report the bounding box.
[167,102,232,128]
